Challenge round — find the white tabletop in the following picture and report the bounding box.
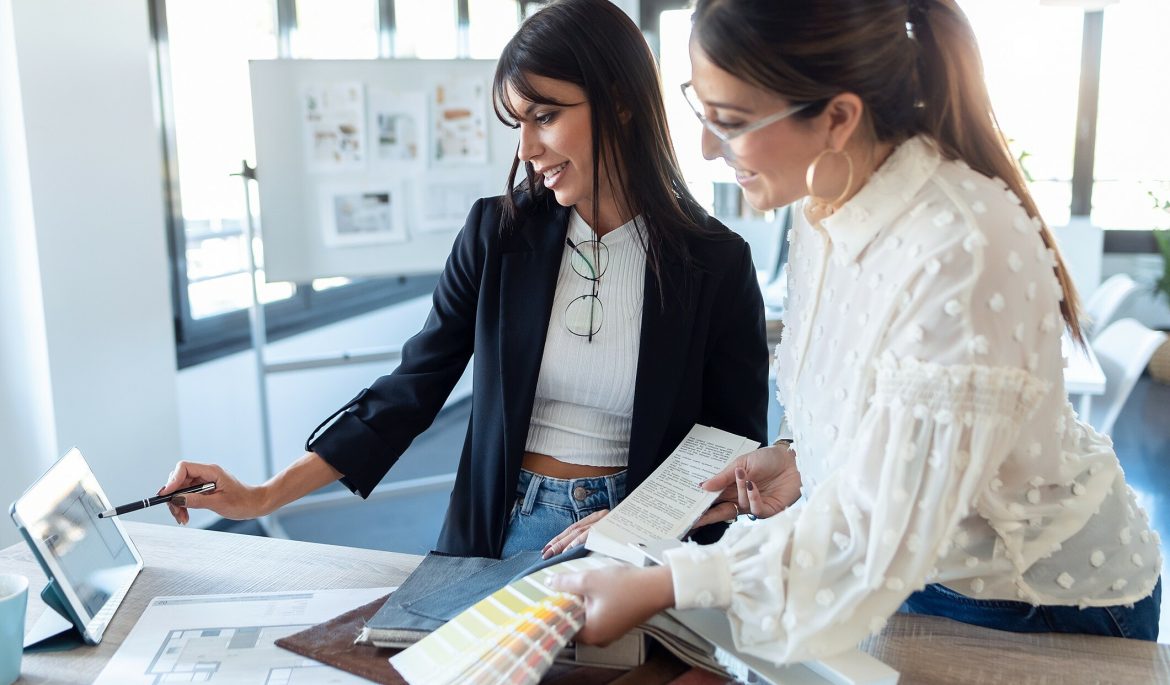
[1063,334,1106,396]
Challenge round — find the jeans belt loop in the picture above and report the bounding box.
[520,472,543,516]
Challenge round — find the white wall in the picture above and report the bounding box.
[0,0,182,546]
[0,0,58,549]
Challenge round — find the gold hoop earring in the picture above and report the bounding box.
[804,148,854,222]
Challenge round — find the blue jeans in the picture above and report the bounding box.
[899,579,1161,641]
[500,469,626,559]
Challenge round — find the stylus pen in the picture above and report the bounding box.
[97,482,216,518]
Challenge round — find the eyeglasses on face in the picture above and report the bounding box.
[680,81,814,144]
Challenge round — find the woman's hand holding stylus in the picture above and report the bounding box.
[158,461,260,524]
[159,452,343,525]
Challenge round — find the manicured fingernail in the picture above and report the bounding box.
[698,479,707,487]
[735,468,746,480]
[172,496,186,507]
[747,480,755,492]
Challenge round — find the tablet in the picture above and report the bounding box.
[9,447,143,644]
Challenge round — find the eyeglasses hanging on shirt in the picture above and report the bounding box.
[564,236,609,342]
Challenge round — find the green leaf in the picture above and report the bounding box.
[1154,229,1170,302]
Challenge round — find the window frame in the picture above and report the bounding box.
[646,1,1162,252]
[157,2,1159,369]
[152,0,472,369]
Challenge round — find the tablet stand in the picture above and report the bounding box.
[23,579,87,652]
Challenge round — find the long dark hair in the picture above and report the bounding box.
[492,0,709,278]
[692,0,1084,342]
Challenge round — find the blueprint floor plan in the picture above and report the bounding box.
[94,588,394,685]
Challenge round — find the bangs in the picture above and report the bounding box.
[491,52,575,128]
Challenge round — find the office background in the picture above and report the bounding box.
[1,0,1167,604]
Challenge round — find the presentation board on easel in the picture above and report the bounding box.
[249,59,520,283]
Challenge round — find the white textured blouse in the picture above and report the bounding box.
[664,136,1162,664]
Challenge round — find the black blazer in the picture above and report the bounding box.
[308,193,769,557]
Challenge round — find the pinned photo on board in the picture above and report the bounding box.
[369,87,426,163]
[417,177,489,234]
[320,184,408,247]
[303,82,367,173]
[431,80,488,165]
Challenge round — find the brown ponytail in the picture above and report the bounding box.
[692,0,1084,343]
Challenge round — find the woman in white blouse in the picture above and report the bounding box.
[551,0,1162,657]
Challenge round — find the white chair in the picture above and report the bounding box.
[1083,274,1141,340]
[1089,318,1167,435]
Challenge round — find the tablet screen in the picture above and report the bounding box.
[11,448,142,636]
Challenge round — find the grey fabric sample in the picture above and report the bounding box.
[366,552,496,633]
[401,550,543,622]
[366,550,544,632]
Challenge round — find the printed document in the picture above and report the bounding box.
[585,424,758,564]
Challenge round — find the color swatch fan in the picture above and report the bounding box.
[389,556,618,684]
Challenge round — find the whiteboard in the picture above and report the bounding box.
[249,59,520,282]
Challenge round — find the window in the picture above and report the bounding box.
[656,2,1161,240]
[156,0,519,367]
[394,0,458,58]
[291,0,379,59]
[963,0,1084,228]
[164,0,286,322]
[469,0,522,60]
[1092,0,1170,230]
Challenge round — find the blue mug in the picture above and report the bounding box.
[0,573,27,685]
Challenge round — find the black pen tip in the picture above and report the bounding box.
[97,512,105,518]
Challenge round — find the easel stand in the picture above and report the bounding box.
[233,161,404,537]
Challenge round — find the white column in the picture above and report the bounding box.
[0,0,183,543]
[0,0,59,549]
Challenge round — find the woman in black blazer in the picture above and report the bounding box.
[158,0,768,558]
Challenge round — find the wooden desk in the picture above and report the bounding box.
[4,523,1167,684]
